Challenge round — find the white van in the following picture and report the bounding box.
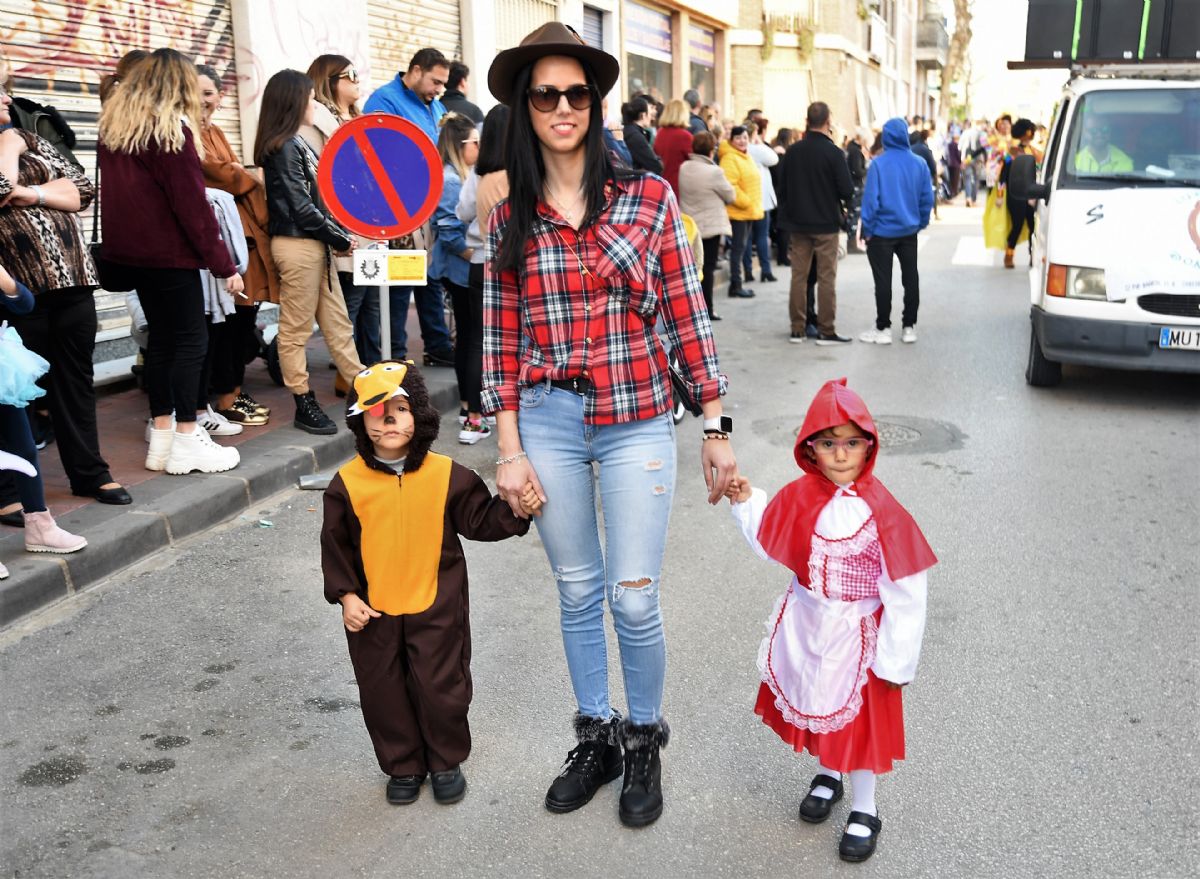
[1024,65,1200,386]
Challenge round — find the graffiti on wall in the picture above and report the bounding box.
[1,0,237,96]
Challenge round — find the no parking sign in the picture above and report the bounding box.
[317,114,442,241]
[317,114,443,355]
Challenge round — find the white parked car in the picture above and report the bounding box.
[1024,65,1200,386]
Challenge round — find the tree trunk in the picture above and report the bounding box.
[941,0,973,101]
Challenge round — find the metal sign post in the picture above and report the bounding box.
[317,114,443,362]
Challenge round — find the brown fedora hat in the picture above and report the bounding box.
[488,22,619,106]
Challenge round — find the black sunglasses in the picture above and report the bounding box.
[527,84,596,113]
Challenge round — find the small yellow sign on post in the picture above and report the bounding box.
[353,249,428,286]
[388,252,427,285]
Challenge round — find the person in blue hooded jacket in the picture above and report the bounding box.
[858,117,933,346]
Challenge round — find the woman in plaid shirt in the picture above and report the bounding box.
[482,24,737,828]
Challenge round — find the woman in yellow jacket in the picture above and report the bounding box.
[719,125,763,298]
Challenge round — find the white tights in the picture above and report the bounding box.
[811,765,878,838]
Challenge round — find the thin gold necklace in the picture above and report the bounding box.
[545,184,584,225]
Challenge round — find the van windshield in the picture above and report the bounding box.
[1059,87,1200,188]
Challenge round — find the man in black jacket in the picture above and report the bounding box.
[440,61,484,127]
[778,102,854,345]
[621,97,663,174]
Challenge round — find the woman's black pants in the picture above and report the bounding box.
[8,286,114,494]
[449,268,483,413]
[131,267,208,424]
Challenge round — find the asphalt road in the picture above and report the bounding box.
[2,207,1197,879]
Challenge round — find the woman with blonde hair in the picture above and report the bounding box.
[98,49,149,105]
[652,98,692,198]
[99,47,243,475]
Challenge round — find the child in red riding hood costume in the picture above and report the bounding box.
[726,378,936,863]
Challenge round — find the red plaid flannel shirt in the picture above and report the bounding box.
[482,174,727,424]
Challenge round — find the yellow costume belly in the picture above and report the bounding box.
[338,452,453,615]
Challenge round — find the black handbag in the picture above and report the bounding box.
[668,354,704,417]
[88,161,134,292]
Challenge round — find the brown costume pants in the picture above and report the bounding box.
[345,576,472,777]
[788,232,840,336]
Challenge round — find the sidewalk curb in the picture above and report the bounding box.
[0,380,460,629]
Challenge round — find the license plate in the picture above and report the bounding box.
[1158,327,1200,350]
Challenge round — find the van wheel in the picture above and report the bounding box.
[1025,325,1062,387]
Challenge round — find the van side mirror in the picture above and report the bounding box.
[1027,182,1050,200]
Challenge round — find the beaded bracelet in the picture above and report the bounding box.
[496,451,528,466]
[702,433,729,441]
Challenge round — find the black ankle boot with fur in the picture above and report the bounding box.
[544,711,624,814]
[618,718,669,827]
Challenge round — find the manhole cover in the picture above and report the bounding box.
[751,415,965,456]
[874,421,922,447]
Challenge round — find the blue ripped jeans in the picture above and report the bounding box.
[519,382,676,724]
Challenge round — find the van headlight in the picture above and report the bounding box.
[1068,267,1108,300]
[1047,265,1112,300]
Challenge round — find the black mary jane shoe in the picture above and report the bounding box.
[430,766,467,804]
[386,773,425,805]
[798,773,844,824]
[838,811,883,862]
[73,485,132,506]
[1,510,24,528]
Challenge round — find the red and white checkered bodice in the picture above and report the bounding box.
[806,516,883,602]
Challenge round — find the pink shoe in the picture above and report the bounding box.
[23,511,87,554]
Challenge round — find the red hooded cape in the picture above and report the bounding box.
[758,378,937,584]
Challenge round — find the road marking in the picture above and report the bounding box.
[951,235,1000,266]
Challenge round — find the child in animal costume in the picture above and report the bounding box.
[321,361,539,805]
[725,378,935,862]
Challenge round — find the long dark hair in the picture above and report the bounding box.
[253,69,312,165]
[476,103,509,175]
[497,58,638,273]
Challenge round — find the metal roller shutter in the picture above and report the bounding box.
[495,0,559,52]
[583,6,605,51]
[368,0,462,88]
[1,0,242,339]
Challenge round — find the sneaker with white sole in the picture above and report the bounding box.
[166,426,240,474]
[145,426,174,471]
[901,326,917,343]
[458,420,492,445]
[858,327,893,345]
[145,415,176,443]
[198,405,244,436]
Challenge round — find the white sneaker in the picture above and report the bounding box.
[458,420,492,445]
[166,425,240,474]
[901,326,917,343]
[145,426,174,471]
[858,327,893,345]
[0,560,8,580]
[145,415,176,443]
[198,405,244,436]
